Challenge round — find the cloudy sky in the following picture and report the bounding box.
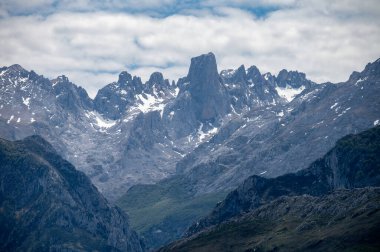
[1,0,380,97]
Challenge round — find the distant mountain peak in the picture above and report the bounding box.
[185,52,230,122]
[148,71,164,83]
[51,75,70,86]
[348,57,380,84]
[246,65,262,81]
[7,64,25,72]
[118,71,133,84]
[52,74,93,113]
[147,71,171,91]
[57,75,69,82]
[187,52,219,84]
[233,65,247,82]
[276,69,313,89]
[1,64,29,80]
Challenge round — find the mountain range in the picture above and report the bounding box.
[0,52,321,201]
[1,53,379,250]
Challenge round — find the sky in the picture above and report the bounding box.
[0,0,380,98]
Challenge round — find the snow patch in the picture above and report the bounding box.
[173,149,185,157]
[168,111,175,120]
[86,111,116,130]
[22,97,31,109]
[197,123,218,143]
[173,87,180,97]
[7,115,14,124]
[355,76,367,85]
[0,69,7,77]
[374,120,380,126]
[259,171,267,175]
[136,93,165,116]
[19,77,28,83]
[230,104,239,115]
[330,102,338,109]
[275,85,305,102]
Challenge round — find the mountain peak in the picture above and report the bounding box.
[57,75,69,82]
[348,57,380,83]
[149,72,164,83]
[52,75,93,113]
[118,71,133,84]
[146,71,171,95]
[51,75,70,85]
[234,65,247,81]
[276,69,314,89]
[7,64,25,72]
[147,72,169,89]
[185,52,230,122]
[220,65,247,82]
[364,57,380,74]
[1,64,29,78]
[246,65,262,81]
[187,52,218,82]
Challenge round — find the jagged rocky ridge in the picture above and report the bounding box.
[186,125,380,236]
[0,135,144,251]
[0,63,181,200]
[0,52,314,201]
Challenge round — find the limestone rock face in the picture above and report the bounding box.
[171,52,230,125]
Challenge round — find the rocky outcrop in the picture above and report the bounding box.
[94,71,144,119]
[52,75,93,114]
[0,135,144,252]
[145,72,173,97]
[221,65,250,113]
[348,58,380,84]
[165,52,230,137]
[184,52,230,122]
[276,69,315,89]
[245,65,281,104]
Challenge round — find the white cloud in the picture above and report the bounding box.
[0,0,379,98]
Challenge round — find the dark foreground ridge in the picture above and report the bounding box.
[0,135,144,252]
[160,187,380,252]
[186,125,380,236]
[159,126,380,251]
